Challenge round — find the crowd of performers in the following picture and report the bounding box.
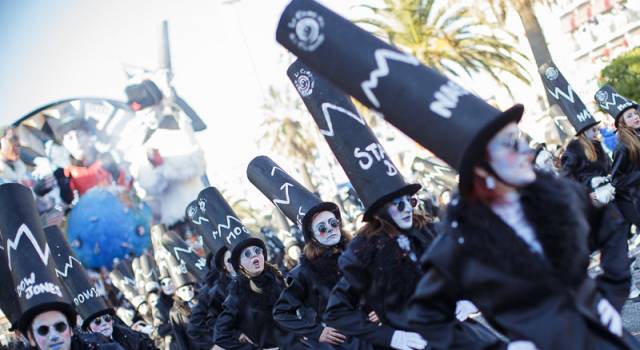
[3,0,640,349]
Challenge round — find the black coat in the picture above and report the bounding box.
[408,172,639,350]
[187,268,219,350]
[611,142,640,225]
[561,139,611,187]
[560,139,631,311]
[273,248,372,350]
[151,293,174,350]
[169,298,199,350]
[208,272,232,342]
[72,332,125,350]
[213,268,303,349]
[111,323,157,350]
[324,224,496,349]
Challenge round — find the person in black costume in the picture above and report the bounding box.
[84,314,157,350]
[561,123,631,311]
[186,253,218,350]
[150,259,174,350]
[166,253,200,350]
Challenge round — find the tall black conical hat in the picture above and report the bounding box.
[247,155,339,240]
[139,254,160,294]
[110,260,145,310]
[198,186,265,270]
[287,60,419,220]
[153,224,206,281]
[0,183,76,333]
[539,62,598,135]
[196,188,234,271]
[45,225,110,329]
[276,0,523,195]
[165,251,198,289]
[594,84,638,127]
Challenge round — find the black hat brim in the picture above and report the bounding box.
[230,237,267,272]
[300,202,341,241]
[459,104,524,196]
[18,302,77,334]
[80,308,115,331]
[363,183,422,221]
[575,120,600,135]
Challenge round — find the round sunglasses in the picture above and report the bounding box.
[392,197,418,212]
[242,246,263,259]
[36,321,68,337]
[315,218,340,234]
[91,314,112,327]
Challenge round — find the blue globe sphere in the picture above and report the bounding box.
[67,187,152,269]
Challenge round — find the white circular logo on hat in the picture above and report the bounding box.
[294,68,315,96]
[596,91,608,103]
[187,205,197,218]
[288,10,325,52]
[544,66,559,81]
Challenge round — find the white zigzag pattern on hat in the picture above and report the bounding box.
[190,214,209,225]
[273,183,293,211]
[361,49,420,108]
[215,216,248,245]
[172,246,203,271]
[319,103,365,137]
[547,84,575,104]
[7,224,51,271]
[55,256,82,278]
[599,92,629,110]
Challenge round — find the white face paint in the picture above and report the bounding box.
[29,311,73,350]
[62,129,93,162]
[487,123,536,187]
[311,211,342,246]
[385,195,415,230]
[88,314,113,338]
[176,285,195,302]
[622,108,640,129]
[534,149,555,172]
[223,250,236,277]
[160,278,174,296]
[583,126,598,140]
[239,245,264,277]
[147,292,159,307]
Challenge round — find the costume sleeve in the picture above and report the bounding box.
[324,238,395,346]
[213,293,257,350]
[187,286,214,349]
[272,266,324,340]
[611,146,640,191]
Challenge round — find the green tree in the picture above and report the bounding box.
[357,0,530,94]
[599,47,640,102]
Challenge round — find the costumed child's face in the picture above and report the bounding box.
[240,245,264,277]
[224,250,236,277]
[28,310,73,350]
[160,278,175,296]
[311,211,341,246]
[385,195,415,230]
[486,123,536,187]
[176,285,195,302]
[622,108,640,129]
[88,314,113,338]
[583,126,598,140]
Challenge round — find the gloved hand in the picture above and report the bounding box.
[591,176,610,189]
[455,300,479,321]
[597,298,623,336]
[507,341,539,350]
[390,330,427,350]
[593,183,615,206]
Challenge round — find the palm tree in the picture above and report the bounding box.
[356,0,530,95]
[260,85,320,193]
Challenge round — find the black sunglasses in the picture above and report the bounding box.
[36,322,68,337]
[316,218,340,234]
[242,246,263,259]
[91,314,112,327]
[393,197,418,212]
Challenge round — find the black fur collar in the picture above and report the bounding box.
[236,268,284,309]
[301,248,342,288]
[446,172,590,286]
[565,139,610,176]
